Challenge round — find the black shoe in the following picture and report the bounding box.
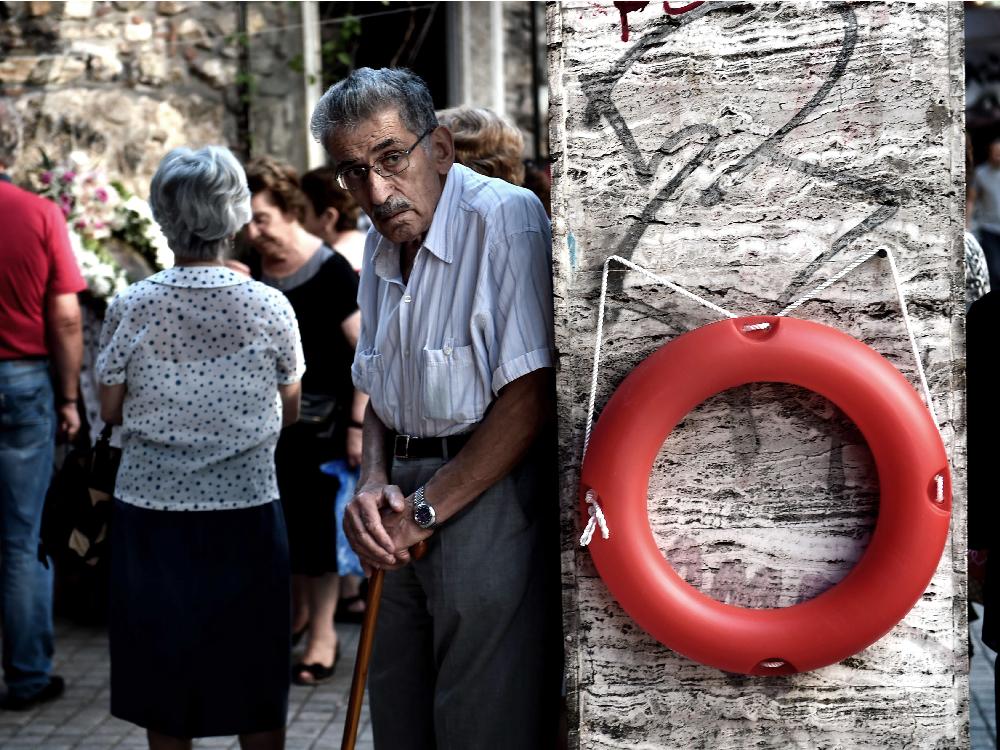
[291,644,341,686]
[1,676,65,711]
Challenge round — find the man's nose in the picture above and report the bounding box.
[246,223,259,240]
[368,170,395,205]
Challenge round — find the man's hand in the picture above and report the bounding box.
[344,481,407,574]
[57,402,80,442]
[380,499,434,568]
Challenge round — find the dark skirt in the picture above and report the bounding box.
[110,499,291,738]
[275,423,340,576]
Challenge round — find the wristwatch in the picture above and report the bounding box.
[412,485,436,530]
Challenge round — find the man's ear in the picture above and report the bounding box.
[429,126,454,176]
[322,206,340,235]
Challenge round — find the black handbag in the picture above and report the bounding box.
[298,393,341,439]
[39,424,119,568]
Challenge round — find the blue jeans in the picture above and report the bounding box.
[0,360,56,698]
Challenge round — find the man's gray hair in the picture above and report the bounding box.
[310,67,438,153]
[0,98,23,168]
[149,146,251,261]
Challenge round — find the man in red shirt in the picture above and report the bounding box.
[0,99,85,710]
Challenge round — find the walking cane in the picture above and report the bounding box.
[341,540,428,750]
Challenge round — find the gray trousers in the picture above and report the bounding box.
[369,446,562,750]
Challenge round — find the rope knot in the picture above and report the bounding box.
[579,489,610,547]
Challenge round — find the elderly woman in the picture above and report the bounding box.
[436,105,525,185]
[245,156,364,685]
[97,146,303,750]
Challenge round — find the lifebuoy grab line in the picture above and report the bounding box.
[578,250,951,675]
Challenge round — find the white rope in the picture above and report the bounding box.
[881,248,940,430]
[935,474,945,504]
[742,322,771,332]
[579,489,610,547]
[773,245,940,429]
[776,249,881,318]
[583,255,736,455]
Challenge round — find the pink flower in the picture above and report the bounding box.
[40,171,52,185]
[95,187,108,203]
[61,171,76,183]
[73,219,87,230]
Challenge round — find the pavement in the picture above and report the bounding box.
[0,609,994,749]
[0,618,371,749]
[973,602,998,750]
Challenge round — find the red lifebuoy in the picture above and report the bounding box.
[580,316,951,675]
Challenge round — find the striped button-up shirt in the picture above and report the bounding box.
[352,163,553,437]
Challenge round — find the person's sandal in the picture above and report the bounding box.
[291,644,340,686]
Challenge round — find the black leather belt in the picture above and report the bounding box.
[391,432,473,460]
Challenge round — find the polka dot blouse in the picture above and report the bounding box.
[96,266,305,511]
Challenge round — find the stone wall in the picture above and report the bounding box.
[549,2,966,748]
[0,0,306,196]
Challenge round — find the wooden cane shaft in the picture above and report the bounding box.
[341,568,384,750]
[341,541,428,750]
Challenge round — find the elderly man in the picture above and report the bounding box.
[0,99,84,709]
[311,68,561,749]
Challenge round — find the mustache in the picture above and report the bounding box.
[373,196,413,220]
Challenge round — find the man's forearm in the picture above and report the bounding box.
[352,389,369,426]
[47,316,83,402]
[423,368,554,524]
[360,400,392,485]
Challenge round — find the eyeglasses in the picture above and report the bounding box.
[335,128,436,191]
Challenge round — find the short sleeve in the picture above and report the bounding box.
[486,214,555,395]
[351,237,379,395]
[95,294,129,385]
[45,201,87,295]
[270,292,306,385]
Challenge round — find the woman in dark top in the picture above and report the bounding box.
[245,156,367,685]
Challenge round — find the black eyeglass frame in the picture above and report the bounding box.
[335,127,437,191]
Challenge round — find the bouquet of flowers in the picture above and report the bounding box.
[30,151,173,301]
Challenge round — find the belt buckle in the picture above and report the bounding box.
[394,433,412,459]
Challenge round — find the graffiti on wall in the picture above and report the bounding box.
[584,2,907,310]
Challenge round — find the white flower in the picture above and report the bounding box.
[67,151,91,170]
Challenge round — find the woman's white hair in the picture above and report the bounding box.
[149,146,251,261]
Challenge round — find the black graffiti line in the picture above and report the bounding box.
[701,3,859,207]
[777,203,899,310]
[579,2,904,315]
[609,125,723,282]
[581,1,738,184]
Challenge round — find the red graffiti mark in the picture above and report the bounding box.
[613,1,648,42]
[663,1,705,16]
[613,0,705,42]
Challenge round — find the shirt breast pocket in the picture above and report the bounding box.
[422,343,486,424]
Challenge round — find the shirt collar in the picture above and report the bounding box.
[371,164,466,282]
[147,265,251,289]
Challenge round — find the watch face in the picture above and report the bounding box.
[414,502,435,529]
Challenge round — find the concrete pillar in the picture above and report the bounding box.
[446,1,506,114]
[549,2,966,747]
